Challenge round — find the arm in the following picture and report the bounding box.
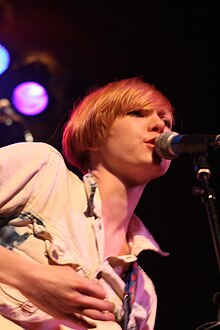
[0,246,115,324]
[0,143,115,325]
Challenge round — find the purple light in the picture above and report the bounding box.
[0,44,10,75]
[12,81,49,115]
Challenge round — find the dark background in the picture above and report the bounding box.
[0,1,219,329]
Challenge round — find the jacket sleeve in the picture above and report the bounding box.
[0,142,58,216]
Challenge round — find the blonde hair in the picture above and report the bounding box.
[62,77,173,172]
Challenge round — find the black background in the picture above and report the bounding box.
[0,1,219,329]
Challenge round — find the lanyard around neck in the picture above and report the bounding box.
[122,260,138,330]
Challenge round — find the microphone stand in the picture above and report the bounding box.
[0,99,34,143]
[192,151,220,329]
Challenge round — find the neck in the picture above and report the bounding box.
[90,166,146,257]
[91,166,146,233]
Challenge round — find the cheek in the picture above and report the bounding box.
[107,127,131,150]
[105,136,129,157]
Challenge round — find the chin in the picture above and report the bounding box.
[157,160,171,177]
[153,150,171,167]
[150,157,171,179]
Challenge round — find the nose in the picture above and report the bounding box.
[148,113,166,133]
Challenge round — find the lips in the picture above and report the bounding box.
[144,136,163,163]
[148,132,160,141]
[145,136,158,146]
[143,133,168,163]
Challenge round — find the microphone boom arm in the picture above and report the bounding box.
[193,152,220,273]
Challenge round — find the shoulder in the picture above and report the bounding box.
[128,214,169,256]
[0,142,74,185]
[0,142,65,166]
[0,141,61,157]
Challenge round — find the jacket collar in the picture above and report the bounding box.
[83,173,168,257]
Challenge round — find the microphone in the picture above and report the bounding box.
[154,131,220,160]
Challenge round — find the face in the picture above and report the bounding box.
[93,107,173,186]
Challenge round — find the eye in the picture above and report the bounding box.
[127,110,145,117]
[162,118,172,129]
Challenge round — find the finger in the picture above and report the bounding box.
[73,294,114,313]
[78,309,115,322]
[52,311,96,328]
[77,279,107,299]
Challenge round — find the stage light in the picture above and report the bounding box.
[0,43,10,75]
[0,50,63,145]
[10,52,58,116]
[12,81,49,116]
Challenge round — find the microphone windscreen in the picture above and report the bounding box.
[154,131,179,159]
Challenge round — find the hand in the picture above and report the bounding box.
[17,263,115,326]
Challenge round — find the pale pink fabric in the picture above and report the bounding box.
[0,142,167,329]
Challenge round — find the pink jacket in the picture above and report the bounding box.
[0,142,167,329]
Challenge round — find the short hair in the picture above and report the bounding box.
[62,77,173,172]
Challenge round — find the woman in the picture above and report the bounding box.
[0,77,174,329]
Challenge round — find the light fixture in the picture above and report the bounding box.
[10,51,59,116]
[0,43,10,75]
[12,81,49,116]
